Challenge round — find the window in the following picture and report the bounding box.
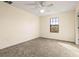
[50,17,59,33]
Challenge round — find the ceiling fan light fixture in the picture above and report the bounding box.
[40,9,45,13]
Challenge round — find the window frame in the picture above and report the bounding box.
[50,17,59,33]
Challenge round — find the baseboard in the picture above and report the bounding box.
[0,36,39,50]
[0,37,75,50]
[39,37,75,43]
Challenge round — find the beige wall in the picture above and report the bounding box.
[40,10,75,42]
[0,2,39,49]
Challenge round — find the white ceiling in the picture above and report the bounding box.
[10,1,79,16]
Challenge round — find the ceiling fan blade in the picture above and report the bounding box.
[4,1,13,4]
[24,4,37,5]
[46,4,53,7]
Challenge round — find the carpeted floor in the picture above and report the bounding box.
[0,37,79,57]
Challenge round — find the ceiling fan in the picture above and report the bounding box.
[25,1,53,7]
[4,1,54,13]
[25,1,54,13]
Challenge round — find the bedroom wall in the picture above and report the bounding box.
[0,2,39,49]
[40,10,75,42]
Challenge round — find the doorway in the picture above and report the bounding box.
[75,12,79,44]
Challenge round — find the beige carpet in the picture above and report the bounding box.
[0,37,79,57]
